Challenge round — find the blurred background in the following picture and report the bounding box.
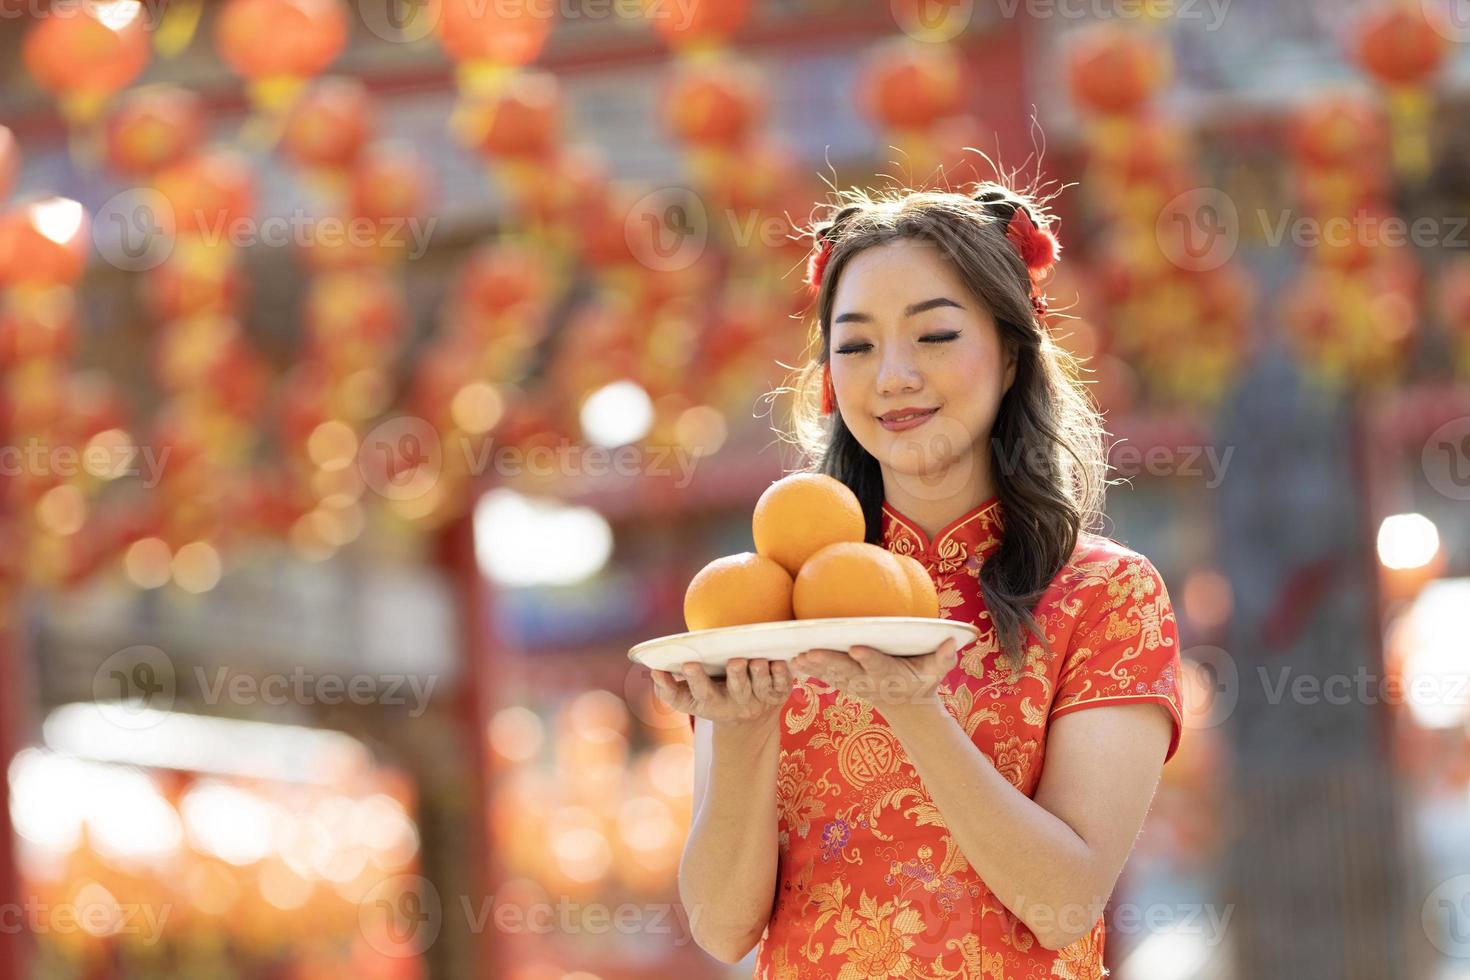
[0,0,1467,977]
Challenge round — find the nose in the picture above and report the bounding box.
[875,345,923,397]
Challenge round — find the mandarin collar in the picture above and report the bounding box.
[881,496,1004,567]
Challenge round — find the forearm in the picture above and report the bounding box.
[678,719,782,963]
[883,702,1103,949]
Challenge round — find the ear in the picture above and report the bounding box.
[1003,344,1019,394]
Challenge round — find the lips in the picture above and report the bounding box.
[877,407,938,431]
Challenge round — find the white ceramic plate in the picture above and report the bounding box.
[628,617,981,676]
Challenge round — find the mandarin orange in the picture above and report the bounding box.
[792,541,913,619]
[683,552,794,631]
[894,553,940,618]
[752,473,865,576]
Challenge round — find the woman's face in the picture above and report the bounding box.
[828,237,1017,495]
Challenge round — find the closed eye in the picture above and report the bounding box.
[834,332,959,355]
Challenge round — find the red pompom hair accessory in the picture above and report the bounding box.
[819,362,835,415]
[1003,206,1060,321]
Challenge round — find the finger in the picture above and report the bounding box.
[771,660,794,696]
[748,659,774,703]
[725,658,752,702]
[651,670,694,713]
[682,662,719,705]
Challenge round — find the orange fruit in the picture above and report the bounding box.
[793,542,913,619]
[752,473,866,576]
[683,552,794,631]
[895,553,940,618]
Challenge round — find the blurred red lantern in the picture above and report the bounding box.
[651,0,749,49]
[859,37,964,132]
[303,270,405,358]
[105,85,206,177]
[0,285,77,365]
[349,141,430,223]
[282,76,374,172]
[504,142,608,227]
[0,126,18,203]
[146,236,242,319]
[22,0,150,113]
[662,58,764,150]
[1290,93,1388,170]
[1435,256,1470,335]
[1350,4,1448,87]
[459,70,561,162]
[154,150,255,236]
[455,243,548,321]
[0,198,90,287]
[214,0,348,81]
[432,0,552,66]
[1066,24,1170,117]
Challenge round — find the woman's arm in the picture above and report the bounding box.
[883,697,1172,950]
[652,659,792,964]
[679,713,783,963]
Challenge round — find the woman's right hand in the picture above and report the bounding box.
[651,658,794,726]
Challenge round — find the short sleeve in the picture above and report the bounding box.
[1049,553,1184,764]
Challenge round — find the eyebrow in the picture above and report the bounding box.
[833,297,964,324]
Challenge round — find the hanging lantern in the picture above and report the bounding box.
[502,142,607,230]
[649,0,749,51]
[281,76,374,174]
[431,0,552,69]
[348,140,431,226]
[0,285,77,365]
[454,243,548,323]
[859,37,964,133]
[0,198,90,287]
[214,0,348,116]
[1065,23,1170,117]
[662,58,764,151]
[22,0,150,124]
[1349,4,1449,181]
[105,84,205,177]
[454,69,561,163]
[153,149,255,236]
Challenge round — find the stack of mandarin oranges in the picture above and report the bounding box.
[683,474,939,631]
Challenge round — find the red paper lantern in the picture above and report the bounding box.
[462,70,561,162]
[504,143,608,228]
[0,198,90,287]
[651,0,749,50]
[302,270,405,358]
[431,0,552,66]
[349,141,430,223]
[214,0,348,81]
[22,1,150,103]
[1350,4,1449,87]
[662,59,764,149]
[0,285,77,365]
[106,85,206,177]
[282,76,374,171]
[154,150,255,236]
[1066,24,1169,117]
[1290,94,1388,170]
[859,37,964,131]
[454,243,548,321]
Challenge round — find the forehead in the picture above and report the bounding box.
[832,238,965,306]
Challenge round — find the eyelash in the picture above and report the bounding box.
[834,332,959,355]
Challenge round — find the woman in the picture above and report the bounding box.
[652,181,1183,979]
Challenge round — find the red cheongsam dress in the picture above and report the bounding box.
[738,495,1184,980]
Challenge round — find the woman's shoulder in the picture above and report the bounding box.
[1053,531,1171,612]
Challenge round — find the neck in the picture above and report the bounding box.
[879,447,997,541]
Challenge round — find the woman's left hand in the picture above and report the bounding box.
[792,637,960,710]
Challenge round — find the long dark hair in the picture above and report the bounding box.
[775,180,1106,668]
